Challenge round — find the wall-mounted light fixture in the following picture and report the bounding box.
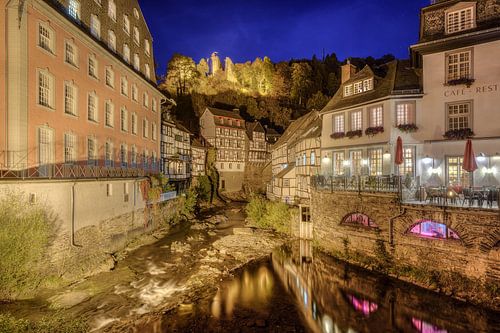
[422,155,433,164]
[383,150,391,158]
[477,153,487,163]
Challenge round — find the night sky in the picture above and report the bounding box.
[140,0,430,75]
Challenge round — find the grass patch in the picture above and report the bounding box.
[246,195,293,234]
[0,194,53,300]
[0,313,88,333]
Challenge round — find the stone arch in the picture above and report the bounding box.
[406,219,461,240]
[341,212,378,228]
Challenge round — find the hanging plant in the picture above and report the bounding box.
[446,78,475,88]
[443,128,475,140]
[397,123,418,133]
[365,127,384,136]
[330,132,346,139]
[346,130,363,139]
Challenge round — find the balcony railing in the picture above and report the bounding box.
[311,175,401,193]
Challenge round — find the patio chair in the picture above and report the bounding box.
[486,188,499,208]
[462,188,473,206]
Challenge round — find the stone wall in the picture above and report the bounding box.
[0,179,183,282]
[243,163,272,194]
[310,190,500,308]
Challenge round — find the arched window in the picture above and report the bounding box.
[342,213,377,228]
[408,220,460,240]
[347,294,378,317]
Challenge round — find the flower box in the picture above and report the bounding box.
[346,130,363,139]
[365,126,384,136]
[330,132,346,139]
[397,123,418,133]
[443,128,475,140]
[446,77,475,88]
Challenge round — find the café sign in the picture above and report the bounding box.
[444,84,498,97]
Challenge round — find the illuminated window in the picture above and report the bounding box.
[38,22,54,53]
[447,50,472,81]
[400,147,415,176]
[65,41,78,67]
[363,78,373,91]
[108,0,116,21]
[64,81,78,116]
[350,111,362,131]
[333,151,345,176]
[446,7,474,34]
[342,213,377,228]
[105,66,114,88]
[87,92,98,122]
[64,133,77,164]
[105,101,114,128]
[68,0,80,20]
[447,156,470,186]
[333,114,345,133]
[90,14,100,39]
[354,81,363,94]
[347,294,378,317]
[350,150,362,176]
[310,151,316,166]
[87,137,97,165]
[412,318,447,333]
[408,220,460,240]
[344,84,353,97]
[120,108,128,132]
[105,142,113,167]
[123,15,130,35]
[108,30,116,51]
[447,101,471,130]
[396,102,415,126]
[123,44,130,63]
[369,105,383,127]
[369,148,383,176]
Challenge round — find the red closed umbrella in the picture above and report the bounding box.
[395,136,404,166]
[462,139,478,173]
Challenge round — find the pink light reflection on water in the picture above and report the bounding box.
[412,318,448,333]
[348,295,378,317]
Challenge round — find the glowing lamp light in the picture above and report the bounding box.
[322,155,331,164]
[477,153,487,163]
[383,150,391,158]
[428,167,441,175]
[483,167,497,175]
[361,159,369,166]
[343,160,351,167]
[422,156,433,164]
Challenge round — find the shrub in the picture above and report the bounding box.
[246,196,291,234]
[0,194,52,299]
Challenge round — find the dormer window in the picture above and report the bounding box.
[344,78,373,97]
[446,4,475,34]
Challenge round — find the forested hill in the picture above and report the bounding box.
[159,52,396,133]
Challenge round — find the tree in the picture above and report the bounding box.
[164,54,200,96]
[290,62,313,107]
[306,91,330,111]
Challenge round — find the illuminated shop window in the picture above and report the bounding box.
[342,213,377,228]
[347,294,378,317]
[412,318,448,333]
[408,220,460,240]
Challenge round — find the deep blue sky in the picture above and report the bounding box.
[140,0,429,75]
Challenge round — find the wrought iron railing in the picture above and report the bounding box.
[311,175,402,193]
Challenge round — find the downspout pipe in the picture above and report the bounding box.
[71,182,82,247]
[389,206,406,246]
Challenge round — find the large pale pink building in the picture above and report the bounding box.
[0,0,165,178]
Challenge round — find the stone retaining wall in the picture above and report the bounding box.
[310,190,500,307]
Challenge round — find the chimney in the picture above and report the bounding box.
[341,60,357,84]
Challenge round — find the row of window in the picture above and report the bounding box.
[216,138,245,149]
[217,150,245,161]
[332,102,416,134]
[39,16,152,81]
[445,5,474,35]
[344,78,374,97]
[216,117,242,127]
[296,151,317,167]
[38,70,157,140]
[331,147,415,177]
[219,163,242,171]
[38,127,157,168]
[216,127,245,138]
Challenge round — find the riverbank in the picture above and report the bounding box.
[0,202,289,332]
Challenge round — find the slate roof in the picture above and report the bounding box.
[246,121,265,140]
[321,60,421,114]
[273,111,321,148]
[205,107,244,120]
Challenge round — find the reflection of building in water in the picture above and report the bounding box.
[271,242,489,333]
[210,265,273,319]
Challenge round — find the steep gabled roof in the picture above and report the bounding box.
[205,107,244,120]
[246,121,265,140]
[321,60,421,113]
[273,111,320,148]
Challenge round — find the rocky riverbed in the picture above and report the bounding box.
[0,202,288,332]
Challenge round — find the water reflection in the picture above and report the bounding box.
[210,265,274,319]
[271,240,497,333]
